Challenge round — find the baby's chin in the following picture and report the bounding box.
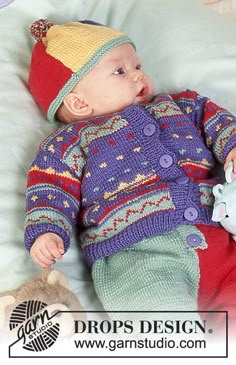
[135,95,154,106]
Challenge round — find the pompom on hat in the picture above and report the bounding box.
[29,19,135,122]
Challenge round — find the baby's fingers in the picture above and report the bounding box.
[31,248,55,268]
[225,158,236,174]
[46,240,64,260]
[232,159,236,174]
[224,155,232,171]
[225,147,236,172]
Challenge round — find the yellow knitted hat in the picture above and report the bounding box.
[29,19,135,122]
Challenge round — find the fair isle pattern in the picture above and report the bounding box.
[25,90,236,266]
[29,164,79,182]
[40,115,129,175]
[81,188,175,247]
[177,160,214,175]
[199,183,215,206]
[145,100,183,119]
[64,116,129,171]
[171,92,236,163]
[27,183,80,220]
[25,208,72,235]
[214,124,236,162]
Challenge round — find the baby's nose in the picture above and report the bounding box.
[132,69,144,82]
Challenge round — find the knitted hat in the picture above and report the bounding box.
[29,19,135,122]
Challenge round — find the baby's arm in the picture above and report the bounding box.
[25,135,83,259]
[172,90,236,167]
[30,232,64,268]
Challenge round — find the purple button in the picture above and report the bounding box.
[143,123,156,136]
[159,154,173,168]
[186,234,202,247]
[184,207,198,221]
[176,176,189,185]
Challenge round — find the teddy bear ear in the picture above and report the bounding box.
[212,202,226,222]
[47,269,69,289]
[212,184,224,199]
[0,295,16,329]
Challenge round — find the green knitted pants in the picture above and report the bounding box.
[92,225,207,320]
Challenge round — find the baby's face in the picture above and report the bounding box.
[73,43,155,118]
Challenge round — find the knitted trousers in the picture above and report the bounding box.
[92,224,236,334]
[92,225,205,323]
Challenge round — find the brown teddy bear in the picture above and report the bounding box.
[0,269,85,349]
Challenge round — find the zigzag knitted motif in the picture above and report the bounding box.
[25,210,72,235]
[81,191,174,246]
[146,101,183,119]
[215,124,236,161]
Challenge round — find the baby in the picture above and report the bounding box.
[25,19,236,330]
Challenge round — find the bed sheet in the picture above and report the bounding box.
[0,0,236,312]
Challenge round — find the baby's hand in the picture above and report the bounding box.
[224,147,236,173]
[30,232,64,268]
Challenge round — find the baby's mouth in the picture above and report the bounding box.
[137,85,148,98]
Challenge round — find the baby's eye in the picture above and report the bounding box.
[114,67,125,75]
[136,64,142,70]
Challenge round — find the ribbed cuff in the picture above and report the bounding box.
[24,223,71,252]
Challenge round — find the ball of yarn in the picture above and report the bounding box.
[9,300,60,352]
[30,19,54,41]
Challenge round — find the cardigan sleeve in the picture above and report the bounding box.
[24,151,81,253]
[171,89,236,163]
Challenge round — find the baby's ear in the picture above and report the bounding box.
[63,92,93,118]
[0,295,16,328]
[47,269,68,289]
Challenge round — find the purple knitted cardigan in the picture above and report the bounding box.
[24,90,236,266]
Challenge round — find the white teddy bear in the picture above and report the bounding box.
[212,161,236,241]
